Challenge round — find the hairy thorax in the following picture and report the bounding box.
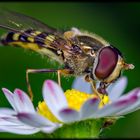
[63,51,94,75]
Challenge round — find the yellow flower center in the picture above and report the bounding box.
[64,89,94,111]
[37,89,110,123]
[38,101,60,123]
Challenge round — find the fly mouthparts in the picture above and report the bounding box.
[123,63,135,70]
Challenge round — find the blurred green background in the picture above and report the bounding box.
[0,2,140,138]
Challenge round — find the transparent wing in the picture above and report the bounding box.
[0,9,66,45]
[0,9,67,64]
[0,8,60,34]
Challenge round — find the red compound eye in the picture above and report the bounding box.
[95,46,118,79]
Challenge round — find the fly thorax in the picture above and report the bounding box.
[63,50,92,75]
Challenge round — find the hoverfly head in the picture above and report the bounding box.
[92,45,134,83]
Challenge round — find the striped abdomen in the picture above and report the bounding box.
[0,29,65,64]
[1,29,55,48]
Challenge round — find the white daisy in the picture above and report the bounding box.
[0,88,61,135]
[0,76,140,138]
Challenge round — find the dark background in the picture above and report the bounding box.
[0,2,140,138]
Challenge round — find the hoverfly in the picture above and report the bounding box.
[0,9,134,101]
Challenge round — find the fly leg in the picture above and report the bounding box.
[84,75,106,105]
[57,69,73,87]
[97,82,110,95]
[26,68,73,101]
[84,75,100,97]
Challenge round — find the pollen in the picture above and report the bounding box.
[99,94,110,108]
[37,89,110,123]
[64,89,94,111]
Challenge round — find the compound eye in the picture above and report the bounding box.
[95,47,118,79]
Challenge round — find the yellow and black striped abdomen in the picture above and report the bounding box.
[1,29,51,50]
[0,29,64,64]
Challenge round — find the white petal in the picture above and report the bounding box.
[116,88,140,101]
[2,88,17,111]
[0,116,58,134]
[107,76,127,101]
[58,108,80,123]
[41,124,62,134]
[92,91,138,118]
[72,76,92,94]
[17,113,55,128]
[0,108,16,117]
[43,80,68,121]
[116,99,140,116]
[0,119,20,126]
[80,98,100,120]
[0,117,40,135]
[0,129,6,132]
[0,125,40,135]
[13,89,35,113]
[115,88,140,115]
[0,113,28,126]
[122,106,140,115]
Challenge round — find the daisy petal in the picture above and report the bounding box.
[0,116,40,135]
[58,108,80,123]
[0,129,6,132]
[2,88,16,110]
[80,98,100,119]
[0,108,16,117]
[92,91,138,118]
[116,99,140,116]
[13,89,35,113]
[72,76,92,94]
[0,114,28,125]
[118,88,140,100]
[123,106,140,115]
[43,80,68,120]
[17,113,55,127]
[107,76,127,101]
[0,125,40,135]
[0,118,21,126]
[41,124,62,134]
[115,88,140,116]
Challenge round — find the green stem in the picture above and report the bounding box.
[43,119,104,138]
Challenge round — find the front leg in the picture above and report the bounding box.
[84,75,101,98]
[84,75,109,105]
[97,82,110,95]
